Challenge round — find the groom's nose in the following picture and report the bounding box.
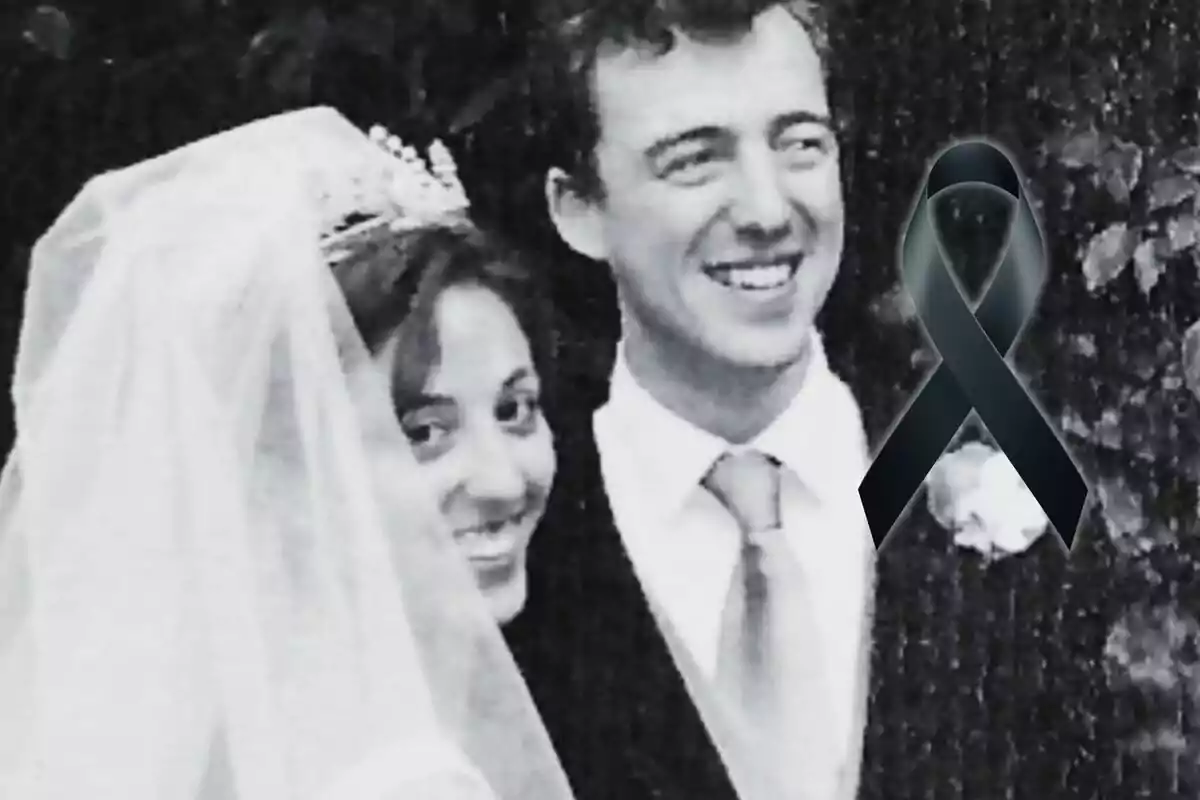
[728,146,791,243]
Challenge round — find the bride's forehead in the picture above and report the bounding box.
[432,286,530,360]
[422,286,533,391]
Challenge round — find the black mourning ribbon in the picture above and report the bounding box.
[858,140,1089,551]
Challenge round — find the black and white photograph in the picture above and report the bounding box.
[0,1,1197,798]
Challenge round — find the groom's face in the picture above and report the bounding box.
[586,7,842,369]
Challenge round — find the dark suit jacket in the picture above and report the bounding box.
[505,391,741,800]
[506,367,1114,800]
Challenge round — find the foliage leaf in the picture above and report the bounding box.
[239,7,329,90]
[447,68,520,134]
[1059,127,1110,169]
[870,283,917,326]
[1132,238,1165,295]
[1184,319,1200,401]
[402,45,429,123]
[1098,139,1143,204]
[22,5,72,60]
[1028,71,1076,115]
[1094,472,1148,547]
[1173,145,1200,175]
[1106,605,1199,685]
[1168,215,1200,254]
[1081,222,1138,291]
[1149,174,1200,211]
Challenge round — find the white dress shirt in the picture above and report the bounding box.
[594,334,874,777]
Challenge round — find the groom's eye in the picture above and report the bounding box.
[776,123,834,168]
[656,145,728,186]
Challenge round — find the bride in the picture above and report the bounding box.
[0,107,577,800]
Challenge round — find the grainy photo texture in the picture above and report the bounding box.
[1,1,1198,799]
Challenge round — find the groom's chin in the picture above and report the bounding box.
[703,320,817,373]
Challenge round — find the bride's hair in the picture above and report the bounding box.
[331,220,557,415]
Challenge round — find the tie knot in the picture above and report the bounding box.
[702,449,781,538]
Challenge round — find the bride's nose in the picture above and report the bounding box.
[463,426,526,502]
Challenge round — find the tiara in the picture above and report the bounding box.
[322,124,470,262]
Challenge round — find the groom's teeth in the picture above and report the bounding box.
[706,257,799,290]
[732,263,791,289]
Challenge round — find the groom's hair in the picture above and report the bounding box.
[532,0,831,199]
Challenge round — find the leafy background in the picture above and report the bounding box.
[3,0,1198,795]
[840,3,1200,795]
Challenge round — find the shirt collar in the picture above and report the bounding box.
[598,333,851,526]
[752,337,849,500]
[601,348,728,526]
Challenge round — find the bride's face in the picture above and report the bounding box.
[393,282,556,624]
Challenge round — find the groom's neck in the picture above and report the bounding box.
[622,333,813,445]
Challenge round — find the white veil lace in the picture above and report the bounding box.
[0,107,577,800]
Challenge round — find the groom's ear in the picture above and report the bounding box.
[545,167,607,262]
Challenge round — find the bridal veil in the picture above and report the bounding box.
[0,107,576,800]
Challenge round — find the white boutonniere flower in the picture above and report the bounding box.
[924,441,1050,559]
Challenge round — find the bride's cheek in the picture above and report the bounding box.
[369,446,439,524]
[526,419,558,499]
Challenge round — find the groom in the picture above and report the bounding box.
[506,1,873,799]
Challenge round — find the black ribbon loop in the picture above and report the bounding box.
[858,140,1089,551]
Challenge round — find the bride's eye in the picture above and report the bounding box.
[399,405,458,459]
[496,390,541,434]
[403,421,447,446]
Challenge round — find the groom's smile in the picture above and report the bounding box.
[702,252,804,292]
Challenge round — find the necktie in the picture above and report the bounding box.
[703,450,837,799]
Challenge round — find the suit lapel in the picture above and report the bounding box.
[514,414,738,800]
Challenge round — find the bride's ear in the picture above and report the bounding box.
[545,167,607,262]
